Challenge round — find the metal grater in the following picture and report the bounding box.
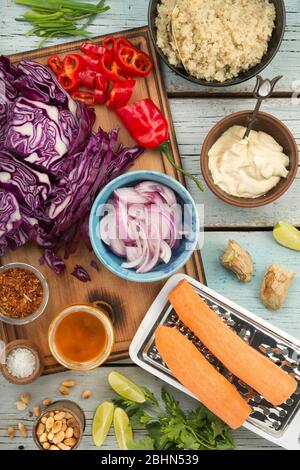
[129,273,300,450]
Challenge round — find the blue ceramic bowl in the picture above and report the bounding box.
[89,171,200,283]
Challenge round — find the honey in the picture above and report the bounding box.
[54,311,108,363]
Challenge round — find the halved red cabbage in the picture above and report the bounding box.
[0,189,21,238]
[0,150,51,210]
[5,96,78,176]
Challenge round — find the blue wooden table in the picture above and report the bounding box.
[1,0,300,451]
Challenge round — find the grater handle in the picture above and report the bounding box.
[281,407,300,450]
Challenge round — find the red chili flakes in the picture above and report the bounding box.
[0,268,44,318]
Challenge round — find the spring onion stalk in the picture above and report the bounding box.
[15,0,110,47]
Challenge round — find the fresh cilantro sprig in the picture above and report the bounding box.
[113,386,234,451]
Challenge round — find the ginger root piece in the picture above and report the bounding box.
[220,240,253,282]
[260,265,295,310]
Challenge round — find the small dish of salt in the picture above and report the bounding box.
[0,340,43,385]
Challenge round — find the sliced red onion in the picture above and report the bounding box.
[135,182,177,206]
[99,181,183,273]
[114,188,149,205]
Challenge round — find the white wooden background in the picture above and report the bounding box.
[1,0,300,451]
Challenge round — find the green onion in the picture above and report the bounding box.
[15,0,110,48]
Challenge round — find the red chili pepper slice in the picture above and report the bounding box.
[80,41,106,58]
[58,72,81,92]
[106,79,136,110]
[113,37,134,56]
[116,46,153,78]
[63,54,85,76]
[47,54,63,76]
[94,74,109,104]
[102,36,116,52]
[71,91,95,107]
[79,69,97,89]
[99,53,127,82]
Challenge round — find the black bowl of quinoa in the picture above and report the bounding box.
[148,0,286,87]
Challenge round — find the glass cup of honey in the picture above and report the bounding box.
[48,304,114,370]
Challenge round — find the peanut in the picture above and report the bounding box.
[62,423,67,432]
[18,423,28,437]
[54,411,65,421]
[41,416,47,424]
[62,381,77,388]
[33,406,41,417]
[42,398,52,406]
[59,385,70,395]
[7,426,15,439]
[58,442,71,450]
[49,445,60,450]
[36,422,45,436]
[64,437,76,448]
[43,442,50,450]
[47,431,54,442]
[52,420,62,434]
[20,393,30,405]
[15,400,27,411]
[65,427,74,439]
[65,412,73,419]
[53,431,65,445]
[45,416,54,431]
[67,418,77,428]
[39,432,48,443]
[82,389,91,400]
[73,426,80,439]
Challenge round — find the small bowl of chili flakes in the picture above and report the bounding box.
[0,263,49,325]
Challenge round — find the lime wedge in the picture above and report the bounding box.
[108,371,146,403]
[273,221,300,251]
[113,407,133,450]
[92,401,114,447]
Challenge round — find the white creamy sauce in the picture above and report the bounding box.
[208,126,289,198]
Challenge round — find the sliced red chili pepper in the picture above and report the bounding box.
[116,46,153,78]
[63,54,85,77]
[113,37,134,56]
[80,41,106,58]
[79,69,97,89]
[102,36,116,52]
[81,54,101,72]
[99,53,127,82]
[47,54,63,76]
[93,74,108,104]
[106,79,136,110]
[71,91,95,107]
[58,72,81,92]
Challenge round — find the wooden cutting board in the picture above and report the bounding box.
[0,26,206,374]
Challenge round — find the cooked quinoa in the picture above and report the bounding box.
[156,0,276,82]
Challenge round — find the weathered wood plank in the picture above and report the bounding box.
[0,366,277,450]
[1,0,300,95]
[172,97,300,227]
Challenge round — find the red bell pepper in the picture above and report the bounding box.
[106,79,136,110]
[116,46,153,78]
[47,54,63,76]
[58,72,81,92]
[79,69,97,89]
[81,54,101,72]
[71,91,95,106]
[63,54,85,76]
[80,41,106,58]
[116,99,205,191]
[99,53,127,82]
[95,74,108,104]
[102,36,116,52]
[113,37,134,56]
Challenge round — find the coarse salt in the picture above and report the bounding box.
[6,348,37,378]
